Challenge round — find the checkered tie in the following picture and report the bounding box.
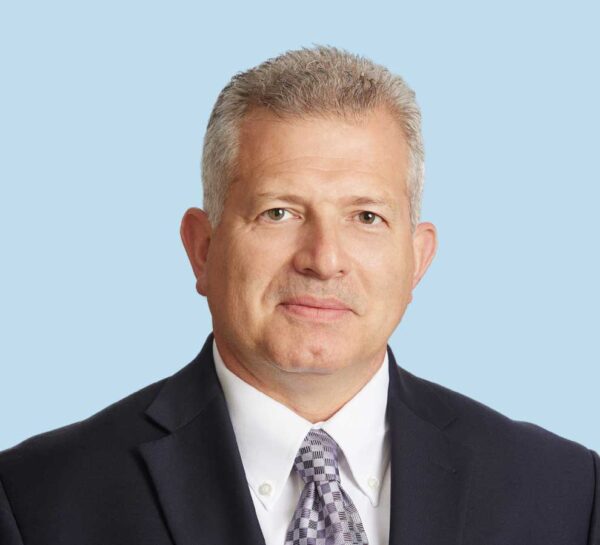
[284,428,369,545]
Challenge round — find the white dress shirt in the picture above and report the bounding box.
[212,339,391,545]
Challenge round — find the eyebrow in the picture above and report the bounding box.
[255,192,397,211]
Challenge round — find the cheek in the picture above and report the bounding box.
[386,259,414,313]
[211,234,288,312]
[359,239,414,307]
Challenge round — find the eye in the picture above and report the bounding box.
[261,208,293,222]
[356,211,383,225]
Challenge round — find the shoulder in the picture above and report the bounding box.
[396,367,599,539]
[0,373,185,541]
[0,377,167,479]
[397,365,596,475]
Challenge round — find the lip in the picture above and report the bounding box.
[280,295,351,310]
[278,296,353,323]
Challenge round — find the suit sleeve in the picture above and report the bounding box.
[0,477,24,545]
[589,449,600,545]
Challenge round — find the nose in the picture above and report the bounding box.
[292,216,350,280]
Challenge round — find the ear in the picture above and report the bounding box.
[409,221,438,301]
[180,207,212,296]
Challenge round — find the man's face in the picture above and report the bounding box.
[183,107,436,376]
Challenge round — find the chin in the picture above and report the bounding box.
[276,360,345,376]
[264,337,351,376]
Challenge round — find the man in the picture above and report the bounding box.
[0,46,597,545]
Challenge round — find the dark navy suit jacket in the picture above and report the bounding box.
[1,333,598,544]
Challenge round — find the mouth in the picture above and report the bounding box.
[278,296,353,322]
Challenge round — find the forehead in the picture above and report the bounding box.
[233,107,410,196]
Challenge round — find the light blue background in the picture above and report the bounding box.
[1,1,598,452]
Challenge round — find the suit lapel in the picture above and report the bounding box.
[138,334,265,545]
[386,348,474,545]
[138,334,473,545]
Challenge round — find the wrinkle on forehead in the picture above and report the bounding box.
[241,156,391,181]
[232,108,410,197]
[252,166,405,200]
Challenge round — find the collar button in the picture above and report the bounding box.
[258,482,273,496]
[367,476,379,490]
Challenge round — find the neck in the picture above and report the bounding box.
[214,338,386,423]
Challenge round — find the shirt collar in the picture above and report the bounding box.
[212,339,390,510]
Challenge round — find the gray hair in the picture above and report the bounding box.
[201,45,424,231]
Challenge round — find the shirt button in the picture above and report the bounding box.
[258,482,273,496]
[367,477,379,490]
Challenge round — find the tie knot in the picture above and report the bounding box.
[293,428,340,484]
